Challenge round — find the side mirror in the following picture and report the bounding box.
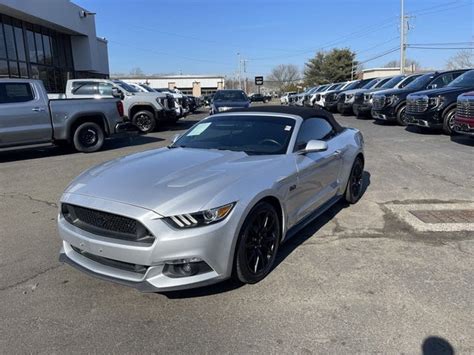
[299,140,328,154]
[112,87,124,99]
[428,83,438,90]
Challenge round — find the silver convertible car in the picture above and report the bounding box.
[58,106,365,292]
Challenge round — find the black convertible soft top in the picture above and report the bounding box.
[229,105,344,133]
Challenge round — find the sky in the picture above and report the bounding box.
[75,0,473,77]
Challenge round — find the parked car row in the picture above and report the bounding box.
[281,68,474,137]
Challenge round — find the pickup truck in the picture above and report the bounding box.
[65,79,176,133]
[405,69,474,134]
[0,79,130,153]
[453,91,474,137]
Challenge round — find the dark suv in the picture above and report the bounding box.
[352,74,422,118]
[324,79,374,112]
[371,69,468,126]
[405,69,474,134]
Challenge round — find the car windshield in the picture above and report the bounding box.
[447,70,474,88]
[317,85,328,92]
[362,79,378,89]
[404,73,435,90]
[329,84,341,90]
[344,81,360,90]
[213,90,248,101]
[139,84,155,92]
[380,75,405,89]
[115,82,139,93]
[171,115,295,155]
[373,77,391,88]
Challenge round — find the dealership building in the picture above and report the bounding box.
[0,0,108,93]
[118,75,225,96]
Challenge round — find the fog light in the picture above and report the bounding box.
[163,258,212,278]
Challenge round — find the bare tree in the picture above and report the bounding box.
[446,50,474,69]
[384,59,420,71]
[267,64,300,91]
[129,67,144,76]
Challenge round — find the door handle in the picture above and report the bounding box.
[32,107,45,112]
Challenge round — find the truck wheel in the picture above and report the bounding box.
[132,110,156,133]
[396,105,408,126]
[442,108,456,135]
[73,122,104,153]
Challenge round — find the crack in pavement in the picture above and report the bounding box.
[0,264,62,292]
[1,192,58,208]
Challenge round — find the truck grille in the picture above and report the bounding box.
[406,96,428,113]
[372,95,386,110]
[337,93,345,103]
[62,203,155,244]
[315,94,321,102]
[166,94,175,109]
[456,97,474,118]
[354,93,364,104]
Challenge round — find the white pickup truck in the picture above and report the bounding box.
[0,79,131,153]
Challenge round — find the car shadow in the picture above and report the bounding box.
[0,134,164,163]
[450,134,474,147]
[405,126,441,135]
[162,171,371,299]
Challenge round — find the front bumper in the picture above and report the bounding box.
[405,111,442,129]
[57,193,240,292]
[324,101,338,111]
[371,106,397,121]
[353,102,372,114]
[453,117,474,136]
[337,102,354,114]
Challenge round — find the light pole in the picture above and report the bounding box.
[400,0,406,74]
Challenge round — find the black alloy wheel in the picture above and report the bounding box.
[235,202,281,284]
[396,105,408,126]
[132,110,156,133]
[72,122,105,153]
[442,108,457,135]
[345,156,364,204]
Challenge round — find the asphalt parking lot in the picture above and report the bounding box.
[1,104,473,353]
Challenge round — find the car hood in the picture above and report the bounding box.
[64,148,280,216]
[407,86,474,97]
[342,88,369,96]
[212,101,249,107]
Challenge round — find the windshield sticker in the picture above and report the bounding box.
[284,125,292,131]
[188,122,212,136]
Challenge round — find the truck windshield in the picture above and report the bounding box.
[139,84,155,92]
[344,81,360,90]
[404,73,435,91]
[213,90,248,101]
[362,79,378,89]
[447,70,474,88]
[380,75,405,89]
[115,82,140,93]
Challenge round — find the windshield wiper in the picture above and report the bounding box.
[167,144,185,149]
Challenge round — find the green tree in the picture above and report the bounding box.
[304,48,356,85]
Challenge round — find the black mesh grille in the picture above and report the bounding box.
[62,204,154,244]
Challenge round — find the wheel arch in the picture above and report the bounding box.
[68,114,109,142]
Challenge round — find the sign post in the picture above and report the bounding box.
[255,76,263,94]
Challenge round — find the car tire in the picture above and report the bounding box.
[132,110,156,133]
[442,108,456,135]
[344,156,364,204]
[395,105,408,126]
[234,201,281,284]
[72,122,105,153]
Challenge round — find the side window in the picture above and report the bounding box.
[71,82,99,95]
[430,74,454,89]
[295,118,335,151]
[0,83,35,104]
[98,82,113,96]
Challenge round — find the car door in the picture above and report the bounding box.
[286,118,343,226]
[0,82,51,147]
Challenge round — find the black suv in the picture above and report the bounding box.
[324,79,374,112]
[352,74,422,118]
[249,93,268,103]
[371,69,468,126]
[405,69,474,134]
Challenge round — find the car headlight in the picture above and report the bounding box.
[217,106,232,112]
[164,202,235,229]
[387,95,400,106]
[429,96,443,109]
[345,94,354,102]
